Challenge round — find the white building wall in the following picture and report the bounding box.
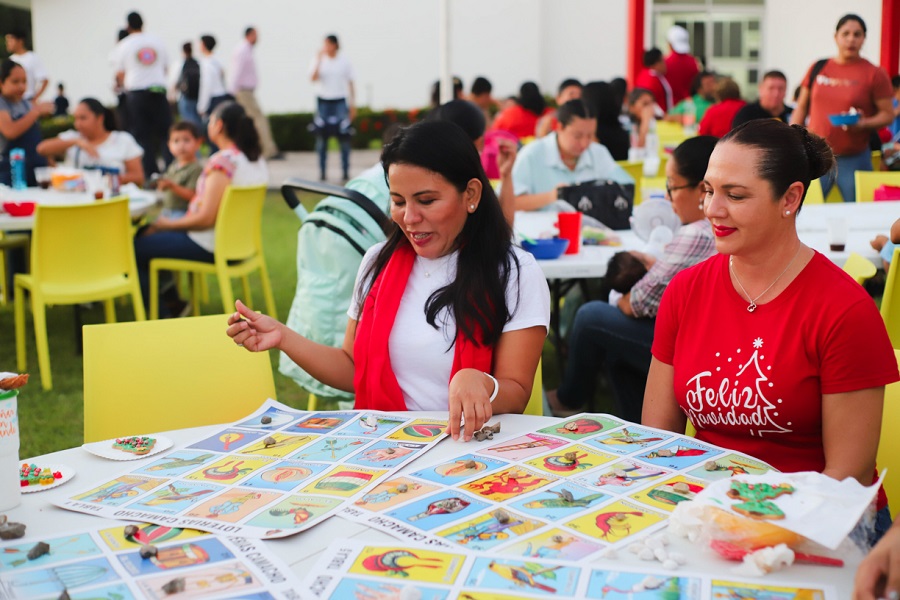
[28,0,890,115]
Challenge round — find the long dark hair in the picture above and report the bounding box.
[359,120,519,347]
[721,119,835,209]
[80,98,117,131]
[518,82,546,116]
[672,135,718,185]
[582,81,620,126]
[0,59,22,84]
[212,101,261,161]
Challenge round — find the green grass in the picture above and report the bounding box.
[1,191,354,459]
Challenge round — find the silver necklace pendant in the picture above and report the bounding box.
[747,302,757,313]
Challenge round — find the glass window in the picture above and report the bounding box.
[729,22,742,57]
[713,21,724,57]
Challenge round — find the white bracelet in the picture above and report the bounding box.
[484,372,499,402]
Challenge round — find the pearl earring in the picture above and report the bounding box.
[785,210,791,215]
[470,204,475,210]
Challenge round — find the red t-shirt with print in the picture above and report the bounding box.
[802,58,893,156]
[653,252,898,484]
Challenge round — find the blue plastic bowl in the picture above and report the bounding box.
[828,113,860,126]
[521,238,569,259]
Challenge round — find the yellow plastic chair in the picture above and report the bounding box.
[883,247,900,349]
[0,231,29,306]
[855,171,900,203]
[640,177,668,204]
[877,349,900,518]
[873,151,882,172]
[524,358,544,416]
[15,198,145,390]
[616,160,645,205]
[842,253,877,285]
[149,185,276,320]
[804,178,825,204]
[83,314,276,442]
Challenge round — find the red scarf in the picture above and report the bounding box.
[353,243,493,411]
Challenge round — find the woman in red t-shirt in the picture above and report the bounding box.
[791,14,894,203]
[643,119,899,541]
[697,77,746,138]
[491,81,551,140]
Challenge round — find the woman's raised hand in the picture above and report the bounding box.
[448,368,494,442]
[226,299,283,352]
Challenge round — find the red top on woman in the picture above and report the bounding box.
[491,104,549,140]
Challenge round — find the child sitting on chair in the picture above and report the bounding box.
[155,121,203,218]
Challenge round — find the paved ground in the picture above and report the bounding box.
[264,149,382,190]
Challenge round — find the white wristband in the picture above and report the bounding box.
[484,372,499,402]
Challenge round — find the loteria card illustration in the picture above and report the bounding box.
[463,556,581,596]
[126,481,224,515]
[508,481,609,521]
[137,560,260,599]
[635,438,722,470]
[347,546,466,584]
[60,582,136,599]
[479,433,568,461]
[235,406,297,430]
[524,444,617,477]
[291,412,357,434]
[710,579,828,599]
[246,494,343,530]
[411,453,510,485]
[348,441,427,469]
[585,427,672,456]
[239,460,328,492]
[387,420,448,442]
[97,523,204,552]
[585,570,702,599]
[72,475,164,506]
[133,450,218,477]
[188,428,265,453]
[629,475,707,512]
[338,414,406,437]
[575,460,671,492]
[328,578,449,600]
[237,432,318,457]
[0,533,100,570]
[437,510,545,551]
[387,491,489,531]
[688,451,773,481]
[498,528,604,562]
[117,537,234,576]
[2,556,120,596]
[185,489,281,522]
[538,415,624,440]
[288,436,369,462]
[461,466,553,501]
[565,499,668,543]
[184,456,274,485]
[355,477,440,510]
[300,465,388,497]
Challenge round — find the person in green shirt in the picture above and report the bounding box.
[665,70,716,123]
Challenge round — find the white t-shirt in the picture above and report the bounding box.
[197,54,228,115]
[348,243,551,411]
[110,32,169,91]
[59,129,143,172]
[309,54,354,100]
[10,52,48,100]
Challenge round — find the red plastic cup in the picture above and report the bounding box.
[557,212,582,255]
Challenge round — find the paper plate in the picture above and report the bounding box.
[82,435,173,461]
[19,463,75,493]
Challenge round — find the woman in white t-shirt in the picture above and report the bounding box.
[134,101,268,317]
[36,97,144,186]
[228,120,551,440]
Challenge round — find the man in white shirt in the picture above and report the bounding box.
[109,11,171,176]
[230,27,281,160]
[310,34,355,181]
[5,29,48,101]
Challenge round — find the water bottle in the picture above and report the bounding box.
[10,148,26,190]
[104,167,121,197]
[682,97,697,135]
[643,120,661,176]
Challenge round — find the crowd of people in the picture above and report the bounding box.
[4,10,900,596]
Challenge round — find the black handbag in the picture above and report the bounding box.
[557,180,635,230]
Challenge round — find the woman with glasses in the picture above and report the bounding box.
[552,136,718,421]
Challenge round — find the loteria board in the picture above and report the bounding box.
[342,413,775,560]
[0,523,306,600]
[303,538,836,600]
[56,400,447,538]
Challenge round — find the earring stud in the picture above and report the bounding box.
[785,210,791,215]
[470,204,475,210]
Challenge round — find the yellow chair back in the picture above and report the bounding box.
[804,178,825,204]
[524,358,544,416]
[617,160,646,205]
[83,314,276,442]
[855,171,900,203]
[214,185,268,262]
[883,247,900,349]
[842,253,877,285]
[640,177,668,202]
[877,349,900,518]
[873,151,882,172]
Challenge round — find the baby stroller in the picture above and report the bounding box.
[279,177,391,402]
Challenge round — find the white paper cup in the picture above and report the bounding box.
[0,390,20,511]
[826,217,848,252]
